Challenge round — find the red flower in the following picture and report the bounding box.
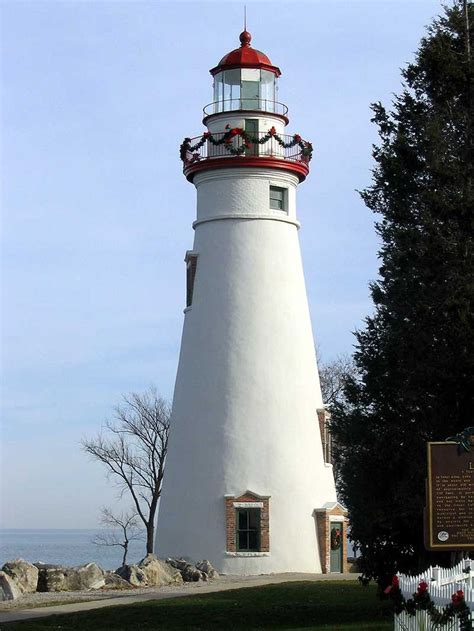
[452,590,464,606]
[417,581,428,594]
[384,575,399,594]
[294,134,302,142]
[203,131,210,139]
[268,126,277,136]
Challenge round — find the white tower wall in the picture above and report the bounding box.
[156,167,337,573]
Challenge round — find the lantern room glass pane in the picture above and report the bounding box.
[260,70,276,111]
[213,72,224,111]
[223,69,240,110]
[211,69,278,114]
[241,81,260,110]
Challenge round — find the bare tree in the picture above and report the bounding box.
[82,387,170,554]
[92,508,143,566]
[318,353,357,408]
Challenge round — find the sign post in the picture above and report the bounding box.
[425,441,474,551]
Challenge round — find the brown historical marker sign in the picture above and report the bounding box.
[425,441,474,551]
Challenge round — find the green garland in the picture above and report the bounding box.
[385,576,472,630]
[180,126,313,162]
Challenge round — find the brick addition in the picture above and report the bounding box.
[225,491,270,553]
[314,502,348,573]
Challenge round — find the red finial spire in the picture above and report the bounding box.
[240,5,251,47]
[239,30,251,47]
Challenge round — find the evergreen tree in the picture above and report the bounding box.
[330,1,474,587]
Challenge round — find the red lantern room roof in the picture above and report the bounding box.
[210,31,281,77]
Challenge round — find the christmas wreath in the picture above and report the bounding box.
[385,576,472,631]
[330,527,342,550]
[180,126,313,162]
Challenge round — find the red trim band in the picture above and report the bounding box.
[183,156,310,183]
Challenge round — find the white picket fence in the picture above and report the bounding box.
[394,560,474,630]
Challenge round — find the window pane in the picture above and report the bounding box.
[238,510,248,529]
[270,189,283,201]
[238,531,248,550]
[248,530,259,550]
[241,68,260,82]
[248,508,260,529]
[223,69,240,106]
[214,72,224,105]
[260,70,275,106]
[270,186,285,211]
[241,81,260,109]
[236,507,261,551]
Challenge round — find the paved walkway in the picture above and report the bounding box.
[0,573,358,624]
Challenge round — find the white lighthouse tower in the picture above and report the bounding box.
[156,31,343,575]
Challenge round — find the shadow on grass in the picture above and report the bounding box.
[4,581,392,630]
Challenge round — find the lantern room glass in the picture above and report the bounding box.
[213,69,277,113]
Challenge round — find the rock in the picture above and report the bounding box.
[103,573,134,590]
[115,564,147,587]
[2,559,39,593]
[137,555,183,586]
[66,563,105,591]
[35,564,67,592]
[183,565,206,581]
[0,571,22,601]
[196,559,219,579]
[35,563,105,592]
[166,558,206,582]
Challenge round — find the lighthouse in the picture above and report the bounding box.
[156,31,345,575]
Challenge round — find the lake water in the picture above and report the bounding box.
[1,529,357,571]
[0,529,147,570]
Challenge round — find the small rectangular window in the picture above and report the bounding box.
[186,253,198,308]
[270,186,286,211]
[236,508,261,551]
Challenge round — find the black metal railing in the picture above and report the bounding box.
[181,131,312,166]
[203,99,288,117]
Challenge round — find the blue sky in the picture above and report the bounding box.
[2,0,443,529]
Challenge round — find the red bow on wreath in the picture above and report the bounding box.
[330,527,342,550]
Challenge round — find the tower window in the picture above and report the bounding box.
[236,508,261,551]
[317,408,332,465]
[269,186,286,211]
[185,252,198,308]
[225,492,270,553]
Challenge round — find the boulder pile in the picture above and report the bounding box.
[0,556,218,601]
[35,562,105,592]
[166,558,219,582]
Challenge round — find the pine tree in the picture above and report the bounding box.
[330,1,474,587]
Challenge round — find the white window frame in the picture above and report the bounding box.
[269,185,287,212]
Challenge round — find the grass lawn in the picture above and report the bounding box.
[4,581,392,630]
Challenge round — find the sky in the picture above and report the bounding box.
[1,0,444,529]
